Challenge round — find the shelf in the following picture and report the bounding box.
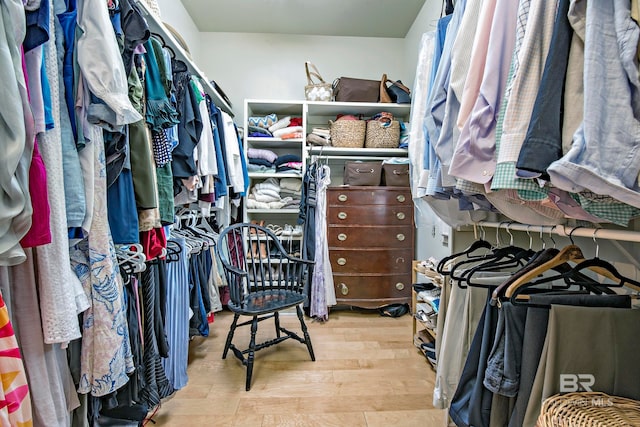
[245,100,305,116]
[135,1,234,116]
[307,146,409,158]
[246,138,304,148]
[306,101,411,118]
[246,209,299,214]
[248,172,303,179]
[417,326,437,340]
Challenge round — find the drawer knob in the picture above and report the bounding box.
[339,283,349,295]
[395,257,405,264]
[337,212,348,220]
[337,257,347,266]
[395,282,405,291]
[396,233,406,242]
[338,233,348,241]
[396,194,406,203]
[396,212,406,220]
[338,194,348,202]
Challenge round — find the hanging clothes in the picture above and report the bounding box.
[310,164,335,320]
[36,0,88,345]
[162,237,190,391]
[0,291,33,426]
[70,124,134,397]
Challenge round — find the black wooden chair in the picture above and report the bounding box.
[215,222,315,390]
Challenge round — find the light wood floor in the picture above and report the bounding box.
[149,308,447,427]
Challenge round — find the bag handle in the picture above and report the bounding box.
[382,75,411,95]
[305,61,327,85]
[380,73,392,103]
[390,80,411,94]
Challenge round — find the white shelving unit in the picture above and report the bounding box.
[242,99,412,256]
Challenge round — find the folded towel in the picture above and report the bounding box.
[254,177,280,193]
[248,125,272,136]
[280,177,302,192]
[248,114,277,129]
[312,127,330,138]
[268,116,291,133]
[247,164,276,173]
[307,133,331,146]
[274,154,302,166]
[249,158,273,167]
[281,132,303,139]
[247,147,278,163]
[251,191,282,203]
[246,196,286,210]
[272,126,303,138]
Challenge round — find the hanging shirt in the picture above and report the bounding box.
[448,0,519,185]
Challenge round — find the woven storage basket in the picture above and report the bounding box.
[537,392,640,427]
[330,120,366,148]
[365,120,400,148]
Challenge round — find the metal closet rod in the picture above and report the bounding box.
[476,221,640,244]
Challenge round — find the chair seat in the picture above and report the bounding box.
[229,289,306,315]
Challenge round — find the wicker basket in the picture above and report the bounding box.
[330,120,366,148]
[365,120,400,148]
[537,392,640,427]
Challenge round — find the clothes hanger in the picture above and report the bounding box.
[436,224,492,275]
[450,223,531,288]
[568,229,640,293]
[502,227,625,300]
[461,224,536,288]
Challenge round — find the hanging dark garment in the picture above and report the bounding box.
[155,258,170,358]
[139,264,174,407]
[171,72,202,178]
[449,290,498,427]
[188,254,210,337]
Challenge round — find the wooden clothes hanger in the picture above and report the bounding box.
[503,229,639,299]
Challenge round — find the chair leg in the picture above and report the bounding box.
[274,311,281,338]
[246,315,259,391]
[296,305,315,361]
[223,313,240,359]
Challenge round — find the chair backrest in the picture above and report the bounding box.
[215,223,313,309]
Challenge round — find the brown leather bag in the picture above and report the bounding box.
[333,77,382,103]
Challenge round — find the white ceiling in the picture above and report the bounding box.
[180,0,427,38]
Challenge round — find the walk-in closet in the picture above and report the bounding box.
[2,0,640,426]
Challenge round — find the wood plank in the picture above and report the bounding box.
[149,309,447,425]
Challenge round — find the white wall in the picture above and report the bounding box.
[154,0,202,63]
[404,0,441,91]
[196,33,407,123]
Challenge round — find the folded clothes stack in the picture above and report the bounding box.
[274,154,302,174]
[247,115,303,139]
[280,178,302,209]
[247,147,277,173]
[306,127,331,146]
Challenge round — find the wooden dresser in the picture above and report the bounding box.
[326,186,414,309]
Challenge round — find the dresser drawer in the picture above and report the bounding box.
[328,225,413,248]
[333,274,412,300]
[328,187,412,206]
[329,249,412,274]
[327,205,413,226]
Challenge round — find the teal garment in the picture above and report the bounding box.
[143,37,179,132]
